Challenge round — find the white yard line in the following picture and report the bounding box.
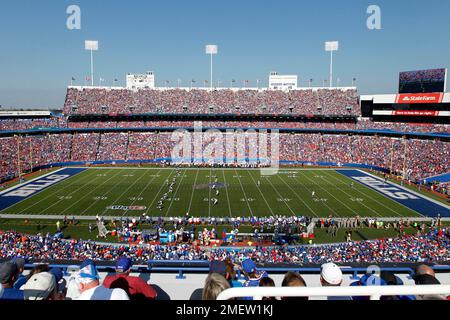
[164,168,188,217]
[324,170,401,217]
[145,169,176,215]
[317,171,383,217]
[0,167,67,195]
[294,171,344,217]
[208,168,212,218]
[246,170,276,217]
[221,169,233,218]
[187,169,200,215]
[264,175,297,216]
[300,171,361,216]
[12,169,101,214]
[79,169,134,215]
[123,168,163,215]
[276,173,318,218]
[59,169,126,215]
[233,168,254,217]
[361,170,450,211]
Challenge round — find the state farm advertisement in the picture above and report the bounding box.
[395,93,444,104]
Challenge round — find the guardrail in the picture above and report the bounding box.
[216,285,450,300]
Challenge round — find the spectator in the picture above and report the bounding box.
[320,262,351,300]
[414,274,446,300]
[22,272,58,300]
[10,257,27,290]
[190,260,228,300]
[75,260,129,300]
[413,264,436,278]
[380,271,415,300]
[242,259,268,287]
[259,277,276,301]
[103,257,157,300]
[0,262,24,300]
[281,272,308,300]
[202,273,230,300]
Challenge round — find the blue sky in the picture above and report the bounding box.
[0,0,449,109]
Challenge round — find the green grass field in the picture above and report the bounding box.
[0,168,421,218]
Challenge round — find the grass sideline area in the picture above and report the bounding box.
[0,168,422,218]
[0,218,432,245]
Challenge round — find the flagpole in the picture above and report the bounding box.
[90,49,94,86]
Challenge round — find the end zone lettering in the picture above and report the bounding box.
[3,174,71,198]
[352,176,419,200]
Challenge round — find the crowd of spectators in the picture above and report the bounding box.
[0,118,63,131]
[3,117,448,134]
[1,132,448,183]
[0,227,448,265]
[63,88,361,116]
[1,255,447,301]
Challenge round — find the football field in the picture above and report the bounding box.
[0,167,427,219]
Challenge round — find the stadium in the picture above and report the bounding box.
[0,0,449,306]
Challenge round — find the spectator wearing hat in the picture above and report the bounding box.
[75,260,129,300]
[0,262,24,300]
[241,259,268,300]
[350,273,387,300]
[50,267,68,300]
[242,259,268,287]
[320,262,352,300]
[103,257,157,300]
[10,257,26,290]
[23,272,58,300]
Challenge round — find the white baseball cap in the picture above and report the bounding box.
[321,262,343,285]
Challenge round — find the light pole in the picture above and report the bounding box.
[205,45,218,90]
[85,40,99,87]
[325,41,339,88]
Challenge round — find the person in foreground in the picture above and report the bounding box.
[320,262,352,300]
[103,257,157,300]
[75,259,129,300]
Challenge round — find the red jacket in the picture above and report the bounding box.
[103,274,157,300]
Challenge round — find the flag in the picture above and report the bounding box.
[191,79,196,83]
[114,78,118,82]
[85,76,91,82]
[100,78,105,82]
[71,77,76,81]
[232,79,236,83]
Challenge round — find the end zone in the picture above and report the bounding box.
[0,167,87,211]
[336,169,450,218]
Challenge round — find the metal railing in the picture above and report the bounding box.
[216,285,450,300]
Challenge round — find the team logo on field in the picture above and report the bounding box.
[106,205,147,211]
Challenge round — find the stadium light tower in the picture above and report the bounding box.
[325,41,339,88]
[205,45,218,90]
[85,40,99,87]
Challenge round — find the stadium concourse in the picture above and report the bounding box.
[0,86,449,301]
